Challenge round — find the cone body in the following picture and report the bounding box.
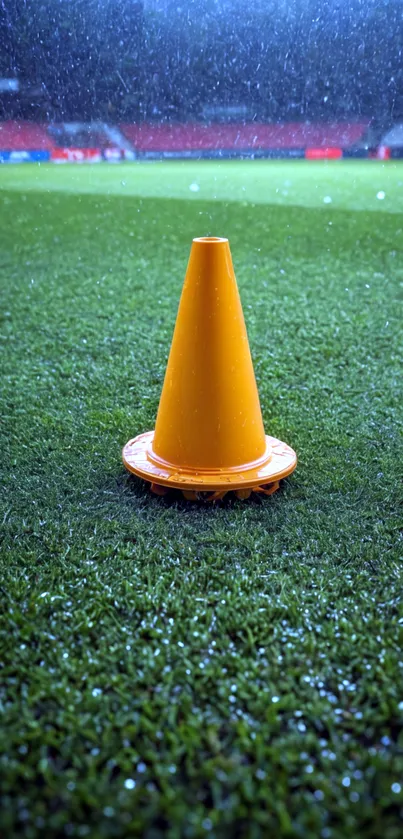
[151,237,266,471]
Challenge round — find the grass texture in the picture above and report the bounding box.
[0,161,402,838]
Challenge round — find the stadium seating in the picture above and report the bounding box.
[0,121,55,150]
[120,122,369,153]
[47,124,115,149]
[0,120,372,161]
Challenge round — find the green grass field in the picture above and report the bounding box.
[1,160,402,838]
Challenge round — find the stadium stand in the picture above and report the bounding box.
[0,120,55,150]
[48,123,115,150]
[45,123,131,161]
[376,124,403,159]
[0,120,382,162]
[120,122,369,154]
[380,124,403,147]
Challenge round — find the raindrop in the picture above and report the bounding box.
[124,779,136,790]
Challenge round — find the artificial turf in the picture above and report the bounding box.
[0,161,402,838]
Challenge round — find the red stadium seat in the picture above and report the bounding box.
[120,122,369,152]
[0,121,55,150]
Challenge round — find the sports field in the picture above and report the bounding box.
[1,161,402,837]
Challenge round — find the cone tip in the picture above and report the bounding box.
[193,236,228,244]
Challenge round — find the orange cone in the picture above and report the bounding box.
[123,237,297,499]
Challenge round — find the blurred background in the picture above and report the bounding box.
[0,0,402,160]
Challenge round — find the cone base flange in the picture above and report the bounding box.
[149,480,281,502]
[122,431,297,493]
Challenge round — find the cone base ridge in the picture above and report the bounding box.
[123,431,297,493]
